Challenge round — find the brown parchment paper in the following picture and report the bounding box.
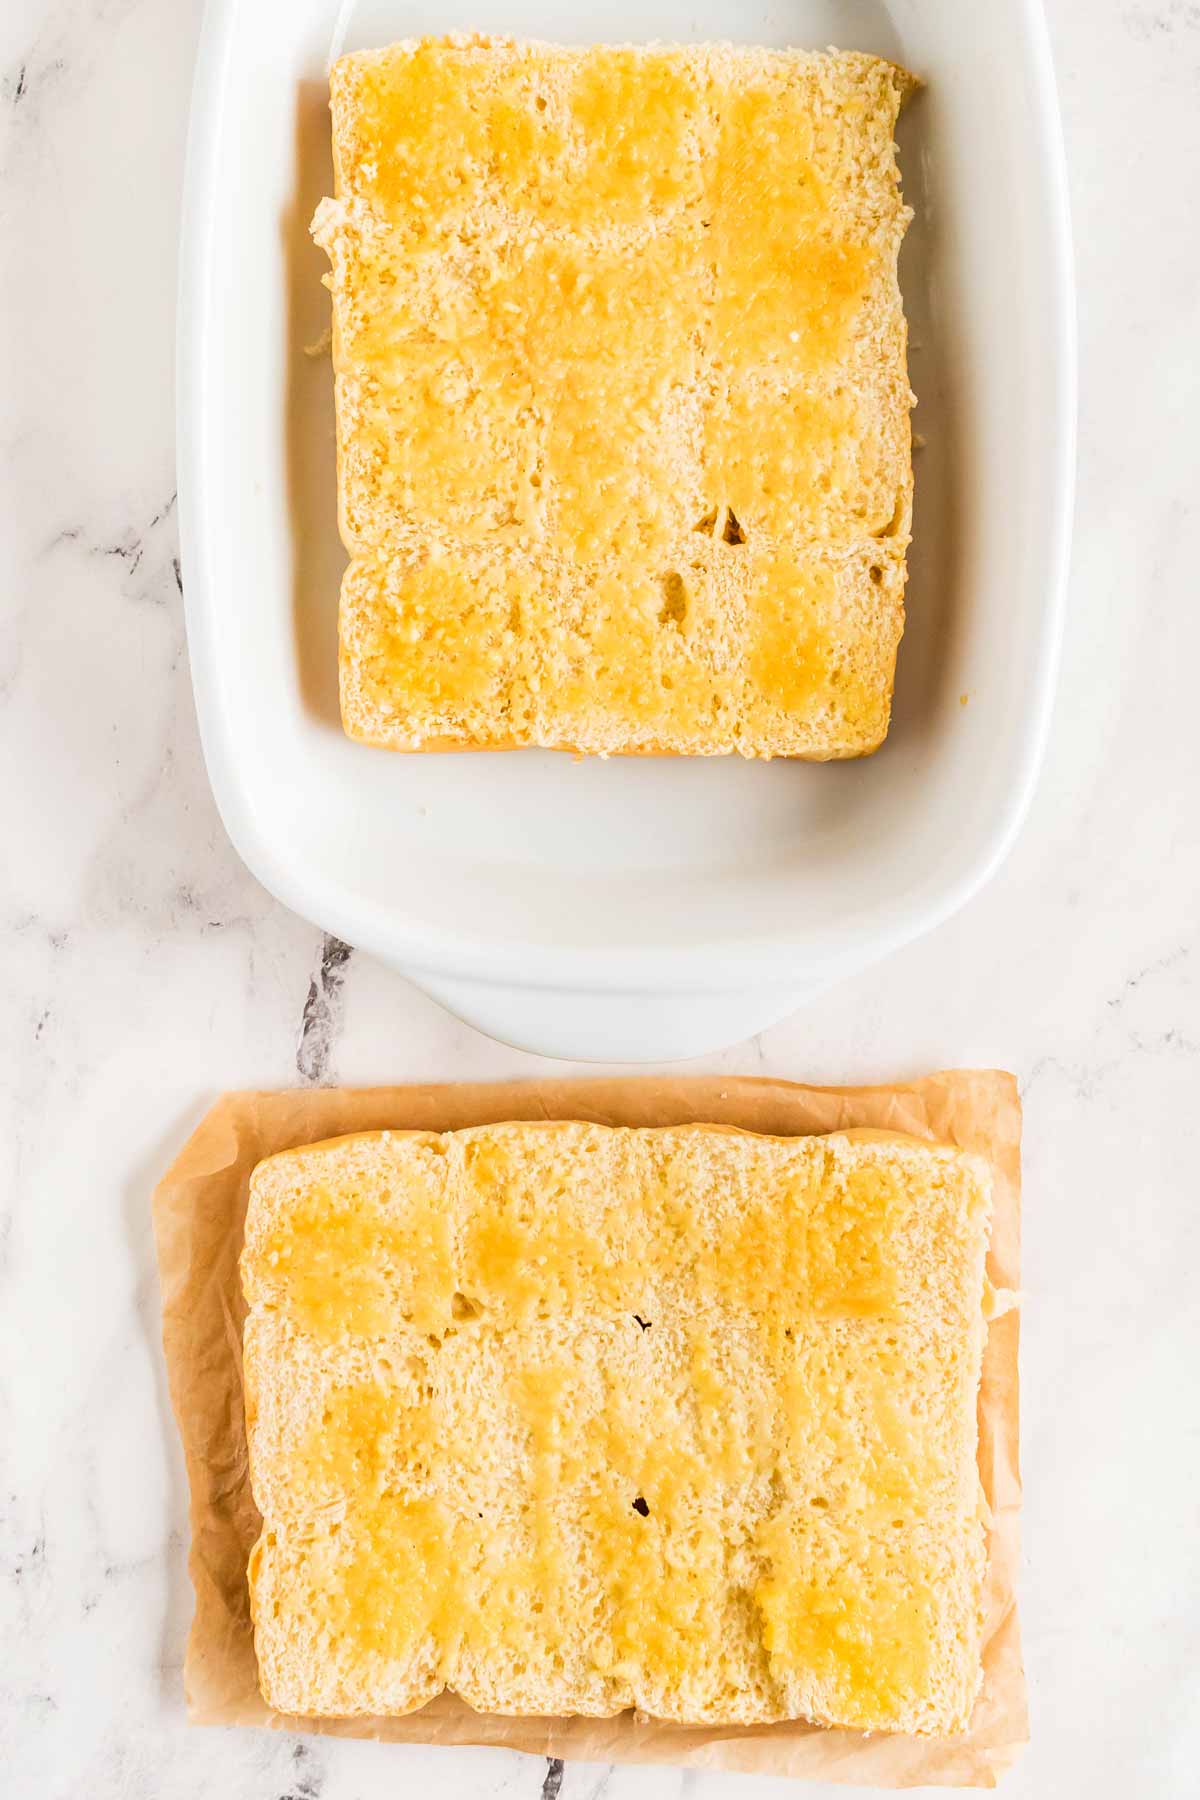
[152,1071,1025,1787]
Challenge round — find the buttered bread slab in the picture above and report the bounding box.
[241,1121,991,1734]
[312,38,915,759]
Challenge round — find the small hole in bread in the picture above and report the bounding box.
[451,1291,482,1322]
[721,508,746,546]
[659,571,687,626]
[693,506,719,534]
[632,1496,650,1517]
[809,1496,829,1509]
[535,93,548,111]
[869,564,884,585]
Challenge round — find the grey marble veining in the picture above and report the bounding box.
[2,1,1200,1796]
[297,937,355,1085]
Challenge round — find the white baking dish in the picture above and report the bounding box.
[178,0,1074,1061]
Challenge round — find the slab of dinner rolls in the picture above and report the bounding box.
[242,1121,991,1733]
[312,38,916,758]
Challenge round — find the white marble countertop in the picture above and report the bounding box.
[3,1,1199,1794]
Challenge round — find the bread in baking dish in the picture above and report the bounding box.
[312,38,916,759]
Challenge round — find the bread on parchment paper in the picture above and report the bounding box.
[242,1120,990,1734]
[312,38,916,759]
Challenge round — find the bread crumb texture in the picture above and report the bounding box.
[314,37,915,758]
[242,1122,990,1733]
